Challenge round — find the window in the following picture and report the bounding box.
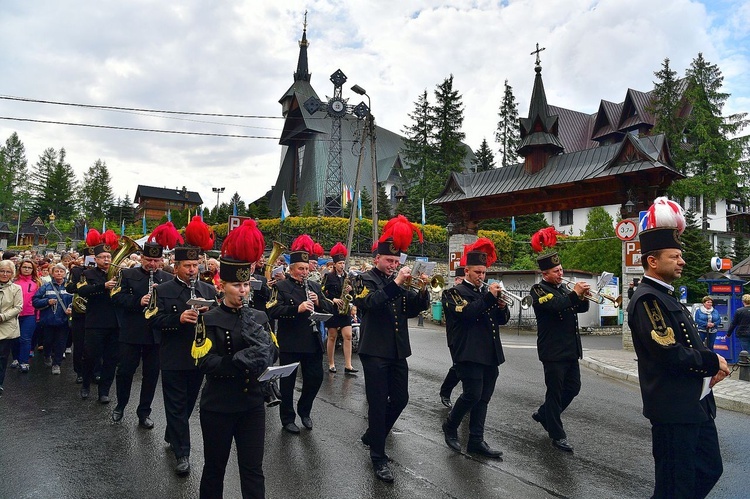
[708,199,716,215]
[560,210,573,226]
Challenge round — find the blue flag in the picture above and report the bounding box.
[357,191,362,220]
[511,216,516,233]
[121,219,125,236]
[102,218,106,232]
[233,202,238,216]
[167,209,171,222]
[421,198,426,226]
[83,222,88,240]
[142,214,147,235]
[201,206,205,221]
[281,191,290,221]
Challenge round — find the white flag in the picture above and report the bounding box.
[421,198,426,226]
[281,191,290,221]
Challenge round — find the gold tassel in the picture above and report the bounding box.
[270,331,279,348]
[355,286,370,299]
[538,293,554,304]
[266,287,279,309]
[191,315,211,364]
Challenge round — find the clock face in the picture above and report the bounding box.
[331,100,344,112]
[328,98,347,117]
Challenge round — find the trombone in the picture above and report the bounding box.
[479,280,532,310]
[561,278,622,308]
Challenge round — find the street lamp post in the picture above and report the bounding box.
[351,84,378,244]
[212,187,225,221]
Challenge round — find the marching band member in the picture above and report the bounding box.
[440,239,509,458]
[65,238,96,384]
[627,198,728,498]
[148,216,217,476]
[111,222,178,428]
[198,219,275,499]
[266,234,334,434]
[322,242,357,374]
[529,227,589,453]
[77,230,121,403]
[439,264,466,408]
[354,215,430,483]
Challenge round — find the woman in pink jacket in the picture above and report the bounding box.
[10,259,41,372]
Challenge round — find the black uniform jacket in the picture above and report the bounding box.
[148,277,217,371]
[65,265,86,320]
[198,305,272,412]
[530,279,589,362]
[78,266,119,329]
[250,269,271,314]
[111,267,173,345]
[321,271,347,314]
[266,276,334,354]
[627,277,720,424]
[442,281,510,366]
[353,268,430,360]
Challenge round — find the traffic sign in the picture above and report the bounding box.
[615,219,637,241]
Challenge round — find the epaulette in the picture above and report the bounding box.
[641,298,676,346]
[446,288,468,313]
[532,284,554,304]
[354,276,370,299]
[266,286,279,309]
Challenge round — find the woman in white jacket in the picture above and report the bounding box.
[0,259,23,395]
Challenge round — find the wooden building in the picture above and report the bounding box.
[134,185,203,221]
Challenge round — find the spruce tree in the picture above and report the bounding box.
[401,89,435,216]
[287,193,300,217]
[496,79,521,167]
[472,138,496,172]
[648,58,687,167]
[0,132,29,220]
[674,210,713,302]
[359,187,373,218]
[376,184,392,219]
[81,159,115,220]
[30,147,78,220]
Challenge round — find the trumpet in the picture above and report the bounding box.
[560,278,622,308]
[402,274,445,293]
[479,280,532,310]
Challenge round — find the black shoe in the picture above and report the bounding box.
[301,416,313,430]
[328,366,337,373]
[80,388,89,400]
[373,463,394,483]
[552,438,574,453]
[344,367,359,374]
[75,375,83,384]
[282,422,300,434]
[532,411,548,431]
[139,417,155,430]
[93,375,101,384]
[440,394,453,408]
[467,440,503,458]
[98,395,110,404]
[111,408,124,422]
[175,456,190,476]
[361,432,371,447]
[442,421,461,452]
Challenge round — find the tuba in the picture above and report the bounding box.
[264,241,287,281]
[106,236,142,281]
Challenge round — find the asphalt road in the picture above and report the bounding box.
[0,322,746,498]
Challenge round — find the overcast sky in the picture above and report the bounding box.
[1,0,748,215]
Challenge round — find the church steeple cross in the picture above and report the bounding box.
[530,43,546,67]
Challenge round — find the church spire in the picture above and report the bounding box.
[518,43,564,174]
[293,11,311,82]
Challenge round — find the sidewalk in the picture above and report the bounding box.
[581,349,750,415]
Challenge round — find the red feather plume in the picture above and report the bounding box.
[312,243,324,258]
[531,226,559,253]
[149,222,183,250]
[459,244,470,266]
[380,215,423,252]
[86,229,102,247]
[290,234,314,253]
[184,215,215,251]
[330,242,347,258]
[221,219,265,263]
[102,229,119,248]
[466,237,497,267]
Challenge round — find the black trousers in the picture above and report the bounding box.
[161,368,203,458]
[0,338,12,387]
[537,360,581,440]
[651,418,722,499]
[71,317,85,375]
[199,406,266,499]
[115,342,160,419]
[360,354,409,465]
[446,362,498,442]
[43,324,70,366]
[83,327,119,397]
[278,351,323,425]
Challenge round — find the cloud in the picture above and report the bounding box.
[0,0,746,213]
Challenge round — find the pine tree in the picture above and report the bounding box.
[0,132,29,220]
[81,159,115,220]
[472,138,496,172]
[29,147,78,220]
[496,79,521,167]
[376,184,391,219]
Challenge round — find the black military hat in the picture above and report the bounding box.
[465,251,488,266]
[289,250,309,264]
[142,241,163,259]
[93,243,114,256]
[82,246,95,257]
[377,237,401,257]
[455,266,465,277]
[219,257,252,282]
[639,227,682,254]
[537,252,561,271]
[174,246,201,261]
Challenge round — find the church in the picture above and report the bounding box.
[269,21,474,216]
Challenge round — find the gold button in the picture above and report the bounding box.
[243,388,248,393]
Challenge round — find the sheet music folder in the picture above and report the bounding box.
[258,362,300,382]
[310,312,333,322]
